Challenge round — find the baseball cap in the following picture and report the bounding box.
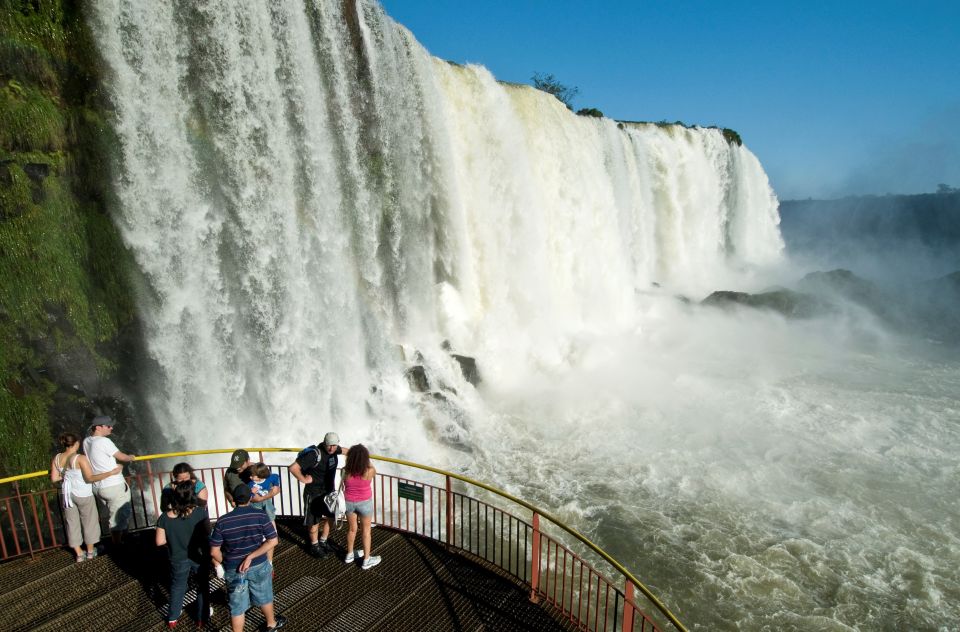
[231,484,251,504]
[323,432,340,446]
[229,449,250,468]
[90,415,115,430]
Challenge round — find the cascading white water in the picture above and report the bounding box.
[88,0,781,445]
[87,1,960,630]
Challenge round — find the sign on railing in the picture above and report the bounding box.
[397,481,424,502]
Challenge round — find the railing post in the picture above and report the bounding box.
[445,475,453,547]
[529,511,541,603]
[13,482,36,560]
[623,580,636,632]
[145,461,160,519]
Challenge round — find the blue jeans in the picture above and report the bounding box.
[225,561,273,616]
[168,558,210,622]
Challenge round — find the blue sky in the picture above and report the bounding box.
[379,1,960,200]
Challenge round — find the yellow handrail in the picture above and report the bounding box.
[1,447,688,631]
[0,448,295,484]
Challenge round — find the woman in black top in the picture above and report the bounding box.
[156,481,211,628]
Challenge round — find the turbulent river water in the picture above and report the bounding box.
[88,1,959,629]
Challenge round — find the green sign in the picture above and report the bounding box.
[398,481,424,503]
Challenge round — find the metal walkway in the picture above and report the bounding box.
[0,518,577,632]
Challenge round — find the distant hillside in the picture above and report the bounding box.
[778,191,960,279]
[779,190,960,250]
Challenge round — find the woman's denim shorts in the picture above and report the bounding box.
[344,498,374,517]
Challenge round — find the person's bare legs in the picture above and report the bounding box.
[308,522,319,545]
[260,603,277,628]
[71,545,83,559]
[361,514,372,557]
[346,512,358,554]
[268,521,276,564]
[230,614,245,632]
[321,515,334,541]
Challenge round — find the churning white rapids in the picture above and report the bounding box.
[88,1,959,630]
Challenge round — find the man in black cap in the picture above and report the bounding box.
[289,432,349,556]
[83,415,137,544]
[224,449,253,507]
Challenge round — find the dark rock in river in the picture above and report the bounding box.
[701,289,828,318]
[797,269,888,313]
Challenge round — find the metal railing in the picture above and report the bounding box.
[0,448,687,632]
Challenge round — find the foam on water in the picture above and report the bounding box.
[468,299,960,630]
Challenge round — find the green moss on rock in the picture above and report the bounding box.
[0,0,141,479]
[0,80,66,151]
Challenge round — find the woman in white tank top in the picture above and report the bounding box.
[49,432,122,562]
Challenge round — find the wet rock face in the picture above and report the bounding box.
[451,354,481,386]
[405,365,429,392]
[22,162,50,183]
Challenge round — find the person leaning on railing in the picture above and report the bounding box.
[49,432,123,562]
[83,416,137,545]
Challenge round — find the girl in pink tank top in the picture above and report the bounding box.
[342,444,381,569]
[344,471,372,502]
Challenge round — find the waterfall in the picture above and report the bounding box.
[87,0,783,449]
[90,5,960,631]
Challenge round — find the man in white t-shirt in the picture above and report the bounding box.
[83,416,137,544]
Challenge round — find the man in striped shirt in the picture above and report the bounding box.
[210,484,287,632]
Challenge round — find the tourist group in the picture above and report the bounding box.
[51,417,378,631]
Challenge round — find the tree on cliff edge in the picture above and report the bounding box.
[531,72,579,110]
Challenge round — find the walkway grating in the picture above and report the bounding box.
[0,518,578,631]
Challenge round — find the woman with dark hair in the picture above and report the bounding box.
[49,432,122,562]
[342,444,380,569]
[161,462,209,510]
[156,481,211,628]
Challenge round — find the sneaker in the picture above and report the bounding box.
[86,550,98,560]
[265,614,287,631]
[309,542,326,558]
[357,549,364,559]
[166,622,177,629]
[344,551,355,564]
[75,555,85,563]
[361,555,381,570]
